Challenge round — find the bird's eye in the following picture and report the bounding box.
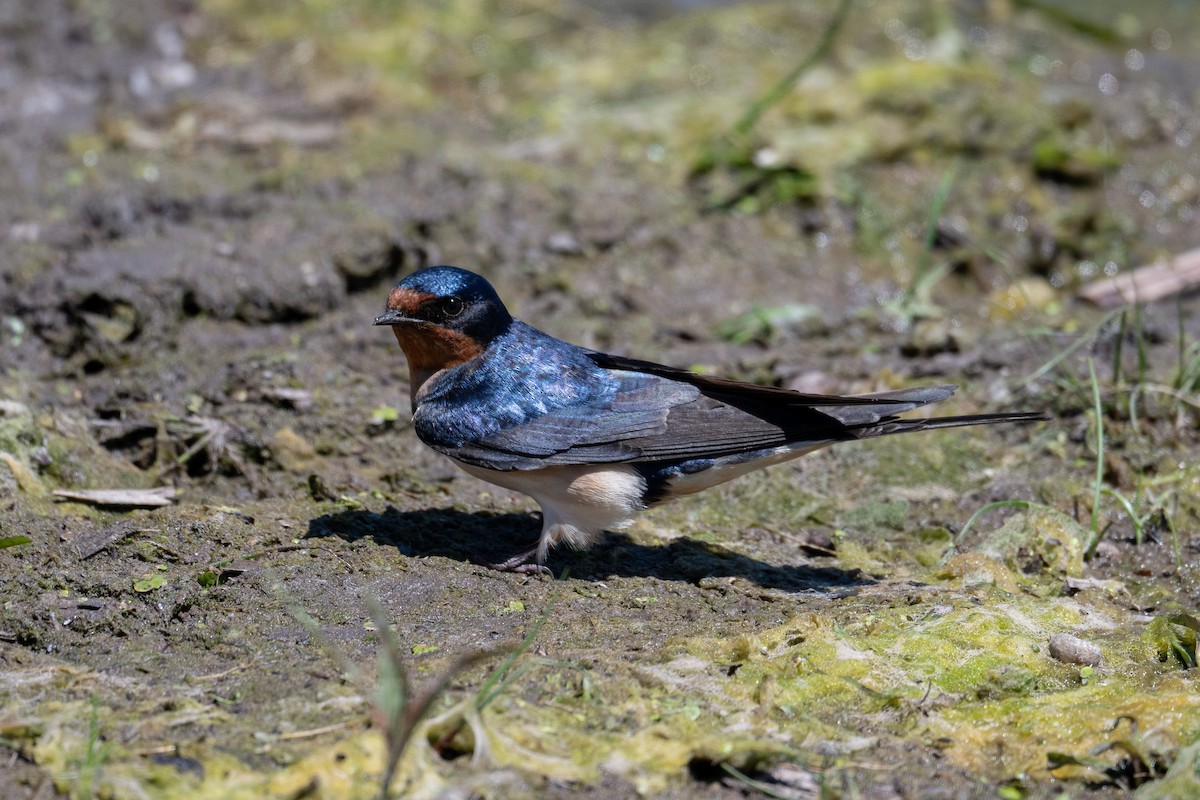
[442,296,464,318]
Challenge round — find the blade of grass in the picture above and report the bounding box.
[281,582,497,800]
[729,0,854,138]
[1112,308,1127,387]
[1127,383,1200,435]
[286,600,364,683]
[1100,488,1141,544]
[381,647,495,799]
[719,761,810,800]
[1176,293,1186,387]
[1134,303,1149,385]
[917,166,957,280]
[1020,308,1125,385]
[476,567,568,712]
[693,0,855,208]
[940,500,1033,565]
[365,593,497,800]
[365,595,410,746]
[1012,0,1121,43]
[77,695,113,800]
[1179,343,1200,392]
[430,568,570,759]
[1086,359,1106,558]
[1165,501,1182,569]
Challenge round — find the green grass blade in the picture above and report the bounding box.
[730,0,854,138]
[1086,359,1105,557]
[941,500,1033,565]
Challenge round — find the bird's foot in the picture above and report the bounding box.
[486,545,552,576]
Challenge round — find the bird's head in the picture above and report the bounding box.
[375,266,513,381]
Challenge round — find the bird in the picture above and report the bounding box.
[374,265,1045,573]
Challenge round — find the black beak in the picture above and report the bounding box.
[374,309,413,326]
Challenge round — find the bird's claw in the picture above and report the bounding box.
[486,546,551,576]
[494,562,553,577]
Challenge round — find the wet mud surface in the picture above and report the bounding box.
[2,1,1200,798]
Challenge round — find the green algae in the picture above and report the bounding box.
[672,570,1200,782]
[976,505,1087,579]
[1144,614,1200,669]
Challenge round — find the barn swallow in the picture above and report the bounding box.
[375,266,1045,573]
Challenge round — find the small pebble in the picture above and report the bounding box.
[546,231,583,255]
[901,318,973,357]
[1091,540,1121,562]
[1048,633,1102,666]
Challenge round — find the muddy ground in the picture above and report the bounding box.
[2,1,1200,798]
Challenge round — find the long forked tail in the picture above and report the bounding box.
[855,410,1048,439]
[818,384,1048,439]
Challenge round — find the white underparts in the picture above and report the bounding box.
[457,462,646,563]
[455,440,836,563]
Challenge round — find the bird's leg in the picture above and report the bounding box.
[486,544,552,576]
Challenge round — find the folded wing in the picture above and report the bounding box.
[434,352,995,471]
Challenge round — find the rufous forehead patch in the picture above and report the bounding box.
[387,286,434,315]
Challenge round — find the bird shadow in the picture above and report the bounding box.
[307,506,872,593]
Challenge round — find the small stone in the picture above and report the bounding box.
[545,231,583,255]
[1091,540,1121,562]
[0,400,31,418]
[261,387,313,411]
[1048,633,1102,666]
[987,276,1057,320]
[272,427,320,472]
[901,318,972,357]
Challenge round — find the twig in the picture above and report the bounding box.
[53,487,176,509]
[278,720,360,741]
[1078,246,1200,308]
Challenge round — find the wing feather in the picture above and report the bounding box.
[434,361,959,470]
[420,334,1042,472]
